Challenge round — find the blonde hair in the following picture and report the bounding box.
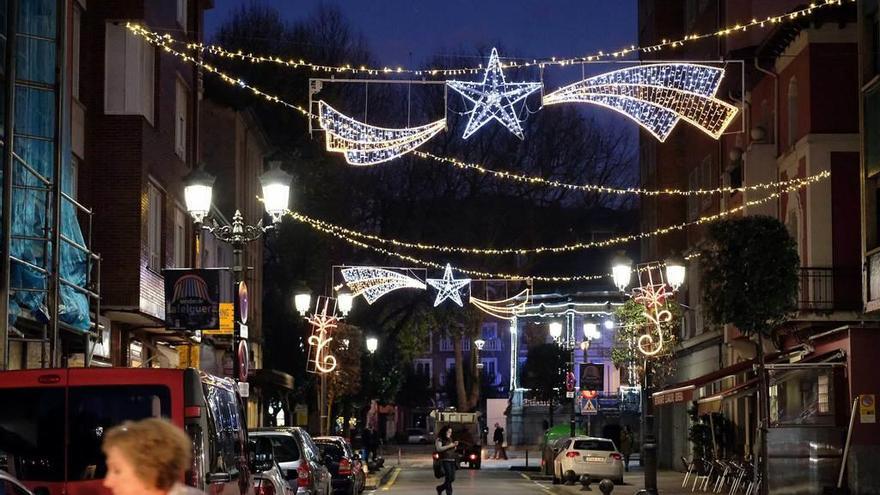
[102,418,192,490]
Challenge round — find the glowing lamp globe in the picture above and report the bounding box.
[549,322,563,340]
[183,165,216,224]
[474,338,486,351]
[366,337,378,354]
[293,282,311,316]
[603,319,615,330]
[337,290,354,316]
[665,255,686,291]
[611,252,633,292]
[260,161,293,224]
[583,322,600,341]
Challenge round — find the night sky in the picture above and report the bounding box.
[204,1,638,71]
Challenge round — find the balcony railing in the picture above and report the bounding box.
[797,267,860,312]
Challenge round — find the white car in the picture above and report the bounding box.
[551,436,624,485]
[406,428,433,444]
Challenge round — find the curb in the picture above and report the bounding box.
[365,467,398,490]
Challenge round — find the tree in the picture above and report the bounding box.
[698,215,799,495]
[520,343,568,426]
[611,298,681,387]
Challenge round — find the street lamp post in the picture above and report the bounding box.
[612,253,685,495]
[580,322,600,436]
[184,161,292,388]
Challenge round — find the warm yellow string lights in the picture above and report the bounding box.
[413,151,823,196]
[470,289,530,320]
[134,0,850,76]
[289,173,829,282]
[129,23,836,199]
[287,170,829,256]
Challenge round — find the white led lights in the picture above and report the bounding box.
[340,266,427,304]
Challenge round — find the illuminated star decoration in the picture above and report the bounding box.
[446,48,543,139]
[340,266,427,304]
[426,264,471,307]
[318,101,446,165]
[543,63,739,142]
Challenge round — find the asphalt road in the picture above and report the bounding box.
[372,465,555,495]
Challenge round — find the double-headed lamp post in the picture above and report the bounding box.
[550,320,602,437]
[184,161,293,387]
[611,252,685,495]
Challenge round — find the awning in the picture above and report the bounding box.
[696,378,760,414]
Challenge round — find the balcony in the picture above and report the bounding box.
[797,267,860,312]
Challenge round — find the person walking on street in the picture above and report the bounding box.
[620,425,634,472]
[435,426,458,495]
[101,418,205,495]
[492,423,507,460]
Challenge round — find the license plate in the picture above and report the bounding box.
[586,456,605,462]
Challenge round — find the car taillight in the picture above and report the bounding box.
[469,454,477,460]
[566,452,580,458]
[255,479,276,495]
[339,458,352,476]
[610,453,622,461]
[297,463,310,488]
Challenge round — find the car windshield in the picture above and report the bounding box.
[263,434,301,463]
[572,440,615,451]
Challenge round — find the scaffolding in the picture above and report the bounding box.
[0,0,101,370]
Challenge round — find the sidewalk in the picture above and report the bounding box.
[524,467,693,495]
[364,466,398,490]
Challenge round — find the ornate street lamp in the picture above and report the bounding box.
[611,256,686,495]
[548,321,563,341]
[603,318,615,330]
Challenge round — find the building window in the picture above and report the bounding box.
[817,374,830,414]
[147,182,163,272]
[72,4,82,101]
[414,359,432,387]
[172,207,187,268]
[104,22,154,123]
[481,357,499,385]
[175,79,188,160]
[440,337,453,352]
[177,0,187,30]
[481,322,498,339]
[787,76,799,149]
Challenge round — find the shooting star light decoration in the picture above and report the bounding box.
[318,101,446,165]
[446,48,543,139]
[470,289,529,320]
[543,63,739,142]
[426,263,471,307]
[340,266,426,304]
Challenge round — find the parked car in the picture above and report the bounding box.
[250,428,332,495]
[314,437,365,495]
[551,436,624,485]
[405,428,432,445]
[0,470,36,495]
[0,367,254,495]
[251,436,295,495]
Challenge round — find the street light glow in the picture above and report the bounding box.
[260,161,293,223]
[583,322,600,340]
[294,282,312,316]
[337,290,353,316]
[548,321,563,340]
[603,319,615,330]
[366,337,378,354]
[474,338,486,351]
[183,166,216,224]
[611,252,633,292]
[664,255,686,290]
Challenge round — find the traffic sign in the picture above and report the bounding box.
[582,398,597,415]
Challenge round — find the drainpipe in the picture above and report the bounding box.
[753,58,779,156]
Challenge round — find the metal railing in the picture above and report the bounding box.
[797,267,860,312]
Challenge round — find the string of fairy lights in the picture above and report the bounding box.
[288,170,829,256]
[140,0,850,76]
[286,171,829,282]
[132,23,831,199]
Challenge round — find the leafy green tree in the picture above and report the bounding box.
[520,343,568,426]
[698,215,799,494]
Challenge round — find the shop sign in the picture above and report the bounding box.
[653,387,693,407]
[860,394,876,424]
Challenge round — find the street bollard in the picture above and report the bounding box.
[598,479,614,495]
[525,449,529,468]
[397,448,401,466]
[580,475,592,491]
[566,470,577,485]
